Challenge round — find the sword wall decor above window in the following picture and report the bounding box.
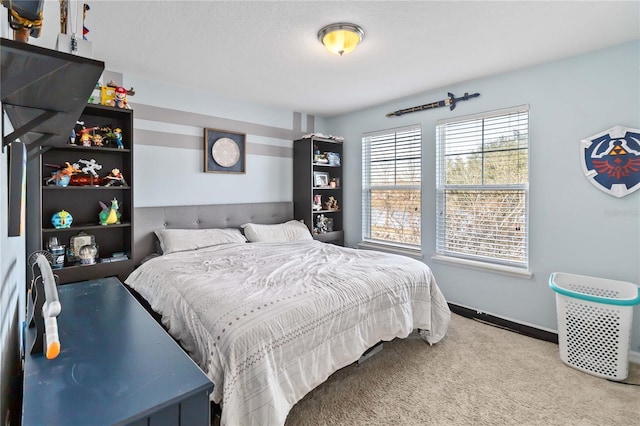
[386,92,480,117]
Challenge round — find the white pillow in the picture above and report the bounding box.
[241,220,313,242]
[155,228,247,254]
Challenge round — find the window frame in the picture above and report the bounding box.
[361,124,422,255]
[435,105,530,271]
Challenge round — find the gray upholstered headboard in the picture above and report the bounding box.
[133,202,293,265]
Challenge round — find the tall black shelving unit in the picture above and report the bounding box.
[1,38,135,284]
[27,105,135,284]
[293,136,344,246]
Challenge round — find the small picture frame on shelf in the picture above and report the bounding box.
[314,171,329,187]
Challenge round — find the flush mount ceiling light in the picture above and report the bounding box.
[318,22,364,56]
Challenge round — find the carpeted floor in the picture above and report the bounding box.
[285,313,640,425]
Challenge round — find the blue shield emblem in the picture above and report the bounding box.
[580,126,640,197]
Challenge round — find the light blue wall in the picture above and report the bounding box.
[123,73,302,208]
[323,40,640,351]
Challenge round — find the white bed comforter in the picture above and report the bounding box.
[125,240,450,426]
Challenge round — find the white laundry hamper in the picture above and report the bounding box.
[549,272,640,381]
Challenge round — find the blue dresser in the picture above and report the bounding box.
[22,277,213,425]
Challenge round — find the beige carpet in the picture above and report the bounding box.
[285,313,640,425]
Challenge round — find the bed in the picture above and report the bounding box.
[126,202,451,426]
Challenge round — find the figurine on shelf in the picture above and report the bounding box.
[78,158,102,177]
[113,128,124,149]
[63,162,81,175]
[316,214,328,233]
[48,171,70,187]
[325,196,339,211]
[104,168,127,187]
[45,162,80,186]
[109,87,129,109]
[77,125,99,147]
[313,194,322,211]
[99,127,115,147]
[107,85,135,109]
[99,198,121,226]
[80,131,92,147]
[51,210,73,229]
[92,133,104,147]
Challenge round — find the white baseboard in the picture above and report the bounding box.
[629,350,640,365]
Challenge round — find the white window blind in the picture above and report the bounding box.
[436,105,529,268]
[362,125,421,248]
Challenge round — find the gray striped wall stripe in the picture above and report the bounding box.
[134,129,293,158]
[132,103,311,142]
[131,103,312,158]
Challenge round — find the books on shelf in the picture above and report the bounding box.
[100,252,129,263]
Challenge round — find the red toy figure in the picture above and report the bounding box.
[77,126,99,146]
[109,86,130,109]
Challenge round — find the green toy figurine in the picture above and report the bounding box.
[99,198,121,225]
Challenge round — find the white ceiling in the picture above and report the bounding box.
[45,1,640,117]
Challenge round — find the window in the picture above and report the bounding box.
[436,105,529,268]
[362,125,421,249]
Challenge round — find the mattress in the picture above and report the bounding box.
[125,240,450,425]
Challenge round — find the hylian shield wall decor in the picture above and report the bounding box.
[580,126,640,198]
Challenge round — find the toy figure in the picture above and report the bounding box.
[51,210,73,229]
[325,196,339,210]
[109,87,128,109]
[78,158,102,177]
[92,133,104,147]
[104,168,127,187]
[69,120,85,145]
[63,162,80,175]
[113,128,124,149]
[46,162,80,186]
[77,125,99,146]
[99,198,121,225]
[80,131,92,147]
[316,214,327,233]
[102,81,135,109]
